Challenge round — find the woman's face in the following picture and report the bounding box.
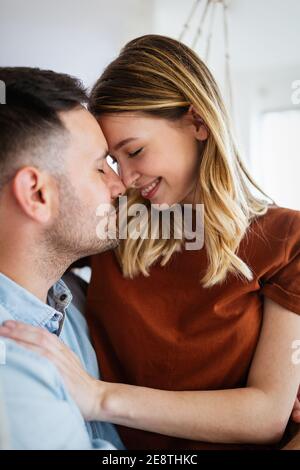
[98,111,208,206]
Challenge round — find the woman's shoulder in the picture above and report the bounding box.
[249,204,300,243]
[248,205,300,316]
[254,204,299,225]
[239,204,300,273]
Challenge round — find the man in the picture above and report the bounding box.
[1,67,299,451]
[0,67,125,450]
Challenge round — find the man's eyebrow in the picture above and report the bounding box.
[113,137,138,152]
[96,149,109,161]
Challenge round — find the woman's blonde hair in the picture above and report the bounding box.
[90,34,270,287]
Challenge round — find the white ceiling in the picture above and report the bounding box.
[153,0,300,71]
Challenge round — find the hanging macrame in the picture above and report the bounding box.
[179,0,234,114]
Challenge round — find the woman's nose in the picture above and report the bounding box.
[120,164,141,189]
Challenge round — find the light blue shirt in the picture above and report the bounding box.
[0,272,125,450]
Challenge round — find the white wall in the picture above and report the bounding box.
[1,0,299,208]
[153,0,300,152]
[231,65,300,208]
[153,0,300,208]
[0,0,154,87]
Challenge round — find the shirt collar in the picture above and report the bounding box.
[0,273,72,334]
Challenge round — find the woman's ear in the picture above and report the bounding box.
[188,105,209,142]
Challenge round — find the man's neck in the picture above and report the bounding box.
[0,266,55,303]
[0,243,70,303]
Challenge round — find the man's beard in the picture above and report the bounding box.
[45,176,118,265]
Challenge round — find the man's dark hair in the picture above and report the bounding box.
[0,67,88,188]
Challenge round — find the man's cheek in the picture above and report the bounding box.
[95,203,116,240]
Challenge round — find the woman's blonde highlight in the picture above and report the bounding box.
[90,34,271,287]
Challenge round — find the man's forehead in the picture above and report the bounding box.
[59,107,108,151]
[59,106,98,132]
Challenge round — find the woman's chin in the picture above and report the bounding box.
[152,196,181,208]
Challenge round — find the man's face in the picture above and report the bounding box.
[49,107,125,258]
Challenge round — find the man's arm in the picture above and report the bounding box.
[0,338,114,450]
[0,378,10,449]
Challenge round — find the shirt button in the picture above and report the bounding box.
[60,294,67,301]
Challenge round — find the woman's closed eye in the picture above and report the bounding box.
[128,147,143,158]
[108,148,143,164]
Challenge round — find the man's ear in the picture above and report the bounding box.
[188,105,209,142]
[12,167,56,224]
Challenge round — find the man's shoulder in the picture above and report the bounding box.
[0,304,62,393]
[0,304,13,324]
[0,337,67,399]
[0,337,95,450]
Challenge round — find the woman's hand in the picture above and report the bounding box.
[291,386,300,422]
[1,317,300,442]
[0,320,104,421]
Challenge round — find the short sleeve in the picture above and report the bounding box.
[260,210,300,315]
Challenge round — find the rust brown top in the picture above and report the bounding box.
[85,205,300,449]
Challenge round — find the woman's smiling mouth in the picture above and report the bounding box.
[140,177,162,199]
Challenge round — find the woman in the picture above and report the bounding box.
[3,35,300,450]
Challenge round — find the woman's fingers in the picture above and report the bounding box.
[292,397,300,422]
[0,322,86,389]
[0,320,101,420]
[0,320,80,370]
[4,337,50,358]
[291,385,300,422]
[0,320,60,350]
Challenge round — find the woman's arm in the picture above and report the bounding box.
[1,297,299,445]
[96,298,300,445]
[282,428,300,450]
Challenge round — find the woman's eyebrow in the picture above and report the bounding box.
[113,137,138,152]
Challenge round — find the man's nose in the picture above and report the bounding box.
[108,170,126,199]
[119,163,140,189]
